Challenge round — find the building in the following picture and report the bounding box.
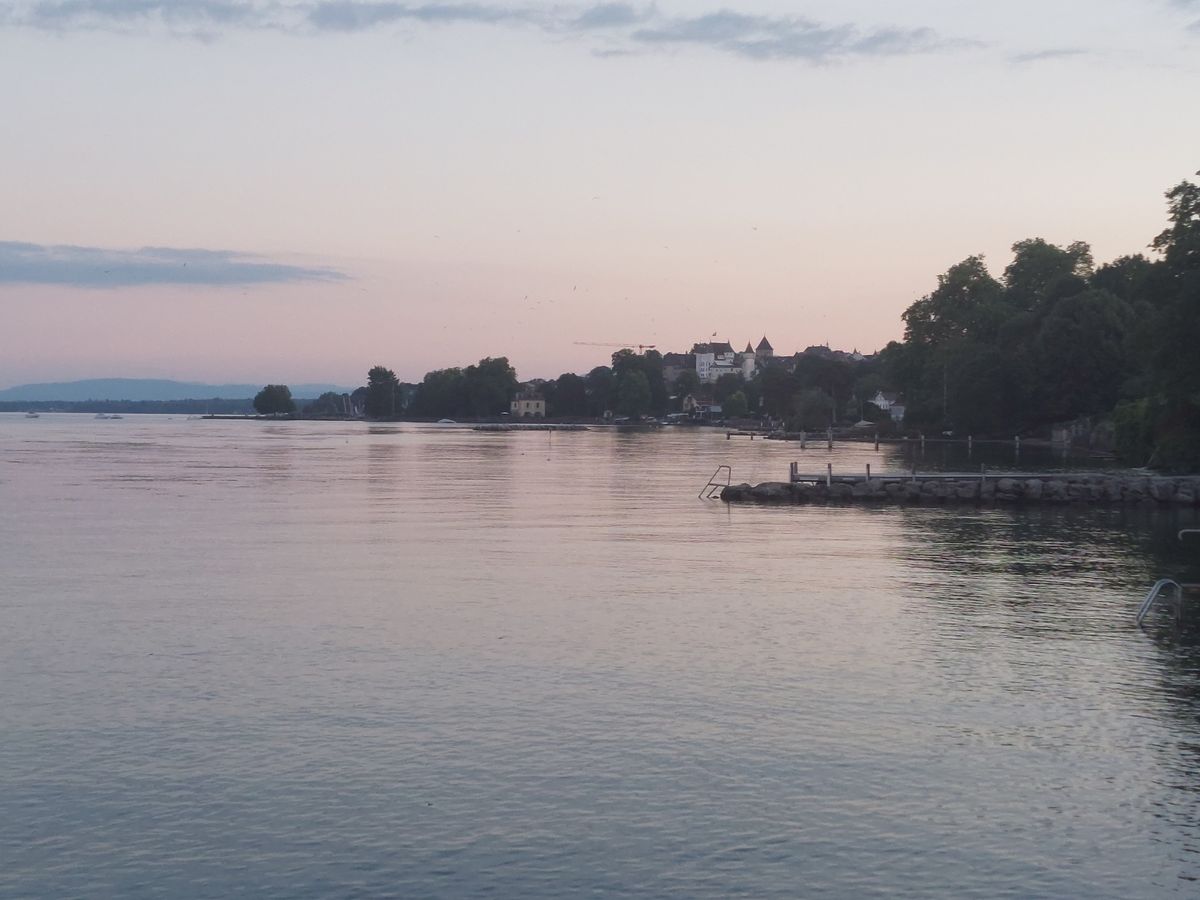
[510,389,545,418]
[870,390,906,424]
[692,342,736,383]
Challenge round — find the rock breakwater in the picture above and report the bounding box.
[721,474,1200,506]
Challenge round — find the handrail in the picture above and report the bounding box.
[1136,578,1182,627]
[700,465,732,500]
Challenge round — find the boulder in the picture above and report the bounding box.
[1043,480,1067,501]
[1150,479,1176,503]
[721,483,753,501]
[956,483,980,500]
[828,482,853,500]
[749,482,794,503]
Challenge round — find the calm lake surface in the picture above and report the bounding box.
[2,414,1199,898]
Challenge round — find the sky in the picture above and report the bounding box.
[1,0,1198,388]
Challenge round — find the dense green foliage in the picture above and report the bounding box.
[881,170,1200,468]
[253,384,295,415]
[364,365,401,418]
[303,391,351,417]
[723,391,749,419]
[406,357,519,419]
[611,349,666,418]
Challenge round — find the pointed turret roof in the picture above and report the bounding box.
[745,342,754,353]
[756,336,773,353]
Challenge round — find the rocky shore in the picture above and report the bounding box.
[721,474,1200,506]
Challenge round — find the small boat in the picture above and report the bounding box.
[109,414,124,420]
[95,413,110,419]
[24,411,40,418]
[436,418,457,424]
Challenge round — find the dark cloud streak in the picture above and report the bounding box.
[0,241,347,288]
[2,1,974,63]
[1011,48,1090,64]
[307,2,537,32]
[631,11,960,62]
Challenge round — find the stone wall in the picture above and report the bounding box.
[721,475,1200,506]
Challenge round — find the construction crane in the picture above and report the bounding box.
[574,341,657,351]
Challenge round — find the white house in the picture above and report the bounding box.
[871,391,906,424]
[510,389,546,418]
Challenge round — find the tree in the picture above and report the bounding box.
[1152,171,1200,271]
[409,368,466,418]
[253,384,295,415]
[673,370,701,409]
[365,365,400,418]
[1031,289,1133,422]
[757,365,798,418]
[902,256,1005,347]
[790,388,834,431]
[714,372,745,402]
[584,366,614,417]
[462,357,519,417]
[550,372,588,417]
[723,390,749,419]
[793,352,854,418]
[612,348,667,415]
[615,370,651,418]
[1004,238,1093,311]
[304,391,348,417]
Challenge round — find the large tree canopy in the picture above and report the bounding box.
[882,168,1200,468]
[364,365,400,418]
[253,384,295,416]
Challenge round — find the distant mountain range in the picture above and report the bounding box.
[0,378,358,402]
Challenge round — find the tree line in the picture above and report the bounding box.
[878,169,1200,469]
[255,168,1198,469]
[348,346,888,426]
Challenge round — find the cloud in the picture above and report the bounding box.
[307,2,536,32]
[4,1,266,37]
[0,241,347,287]
[1167,0,1200,31]
[631,11,962,62]
[1010,48,1090,64]
[1,2,972,63]
[571,3,649,31]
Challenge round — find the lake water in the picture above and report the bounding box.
[2,414,1199,898]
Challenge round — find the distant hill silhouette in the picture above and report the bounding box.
[0,378,356,402]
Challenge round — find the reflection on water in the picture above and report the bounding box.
[1,414,1198,898]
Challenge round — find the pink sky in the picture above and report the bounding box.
[2,1,1198,388]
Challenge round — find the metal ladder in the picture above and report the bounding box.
[1136,529,1200,627]
[1136,579,1183,627]
[699,465,732,500]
